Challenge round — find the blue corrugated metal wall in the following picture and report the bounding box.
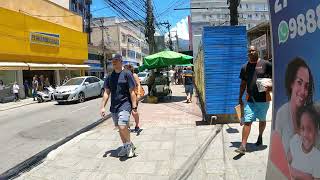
[203,26,247,115]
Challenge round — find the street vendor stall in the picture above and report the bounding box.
[139,51,193,99]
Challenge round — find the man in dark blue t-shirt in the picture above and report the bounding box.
[100,54,137,158]
[235,46,272,155]
[183,66,194,103]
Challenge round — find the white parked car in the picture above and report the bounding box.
[54,76,104,104]
[138,72,150,85]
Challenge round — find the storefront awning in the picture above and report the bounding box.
[0,62,29,70]
[63,64,90,70]
[27,63,66,70]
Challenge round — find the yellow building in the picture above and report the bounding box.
[0,0,89,101]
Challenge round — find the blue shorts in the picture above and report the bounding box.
[244,102,270,122]
[185,85,194,95]
[111,110,130,126]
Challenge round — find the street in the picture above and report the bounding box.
[0,96,109,174]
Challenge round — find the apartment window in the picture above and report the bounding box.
[248,14,252,19]
[239,4,242,8]
[246,4,249,9]
[128,50,135,59]
[121,33,126,43]
[121,48,127,57]
[136,53,141,60]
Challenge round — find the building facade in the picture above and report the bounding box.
[91,17,148,72]
[0,0,88,102]
[48,0,92,43]
[190,0,269,58]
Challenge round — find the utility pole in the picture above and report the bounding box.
[228,0,240,26]
[99,18,107,76]
[175,31,179,52]
[145,0,155,54]
[158,21,173,51]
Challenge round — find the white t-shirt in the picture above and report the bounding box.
[275,102,295,154]
[290,134,320,178]
[168,70,175,78]
[0,85,4,90]
[12,84,19,94]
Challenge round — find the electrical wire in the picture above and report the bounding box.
[104,0,145,28]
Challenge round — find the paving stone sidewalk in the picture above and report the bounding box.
[16,85,271,180]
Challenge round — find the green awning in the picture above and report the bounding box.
[139,50,193,71]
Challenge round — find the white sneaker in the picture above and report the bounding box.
[118,145,127,157]
[126,143,136,158]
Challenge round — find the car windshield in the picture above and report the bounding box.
[138,73,147,77]
[63,78,84,86]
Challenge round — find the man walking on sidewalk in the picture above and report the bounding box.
[183,66,194,103]
[100,54,137,158]
[235,46,272,154]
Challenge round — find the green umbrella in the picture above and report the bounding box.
[139,50,193,71]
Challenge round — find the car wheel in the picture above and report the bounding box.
[37,97,43,103]
[78,92,85,103]
[100,88,104,97]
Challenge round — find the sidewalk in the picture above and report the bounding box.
[0,98,37,111]
[16,85,271,180]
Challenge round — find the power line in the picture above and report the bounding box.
[104,0,145,28]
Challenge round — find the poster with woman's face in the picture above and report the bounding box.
[267,1,320,180]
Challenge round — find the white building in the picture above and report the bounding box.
[191,0,269,57]
[91,17,148,69]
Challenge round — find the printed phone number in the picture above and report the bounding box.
[278,4,320,44]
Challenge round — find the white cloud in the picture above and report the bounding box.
[165,16,189,40]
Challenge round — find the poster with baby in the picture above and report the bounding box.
[266,1,320,180]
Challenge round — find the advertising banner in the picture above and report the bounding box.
[267,1,320,179]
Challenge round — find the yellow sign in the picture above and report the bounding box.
[30,32,60,47]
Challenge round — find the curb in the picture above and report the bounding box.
[0,95,147,179]
[0,101,37,112]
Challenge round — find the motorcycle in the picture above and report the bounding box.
[36,86,55,103]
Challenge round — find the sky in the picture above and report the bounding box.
[91,0,190,40]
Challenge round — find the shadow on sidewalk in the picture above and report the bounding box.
[141,96,186,104]
[226,125,240,134]
[230,142,268,157]
[103,147,137,161]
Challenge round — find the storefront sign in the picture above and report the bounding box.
[251,34,266,50]
[30,32,60,47]
[267,1,320,179]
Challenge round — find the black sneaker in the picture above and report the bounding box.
[134,126,140,132]
[255,135,263,146]
[235,145,246,154]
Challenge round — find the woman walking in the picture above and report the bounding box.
[125,65,143,133]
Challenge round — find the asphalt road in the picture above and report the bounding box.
[0,96,110,174]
